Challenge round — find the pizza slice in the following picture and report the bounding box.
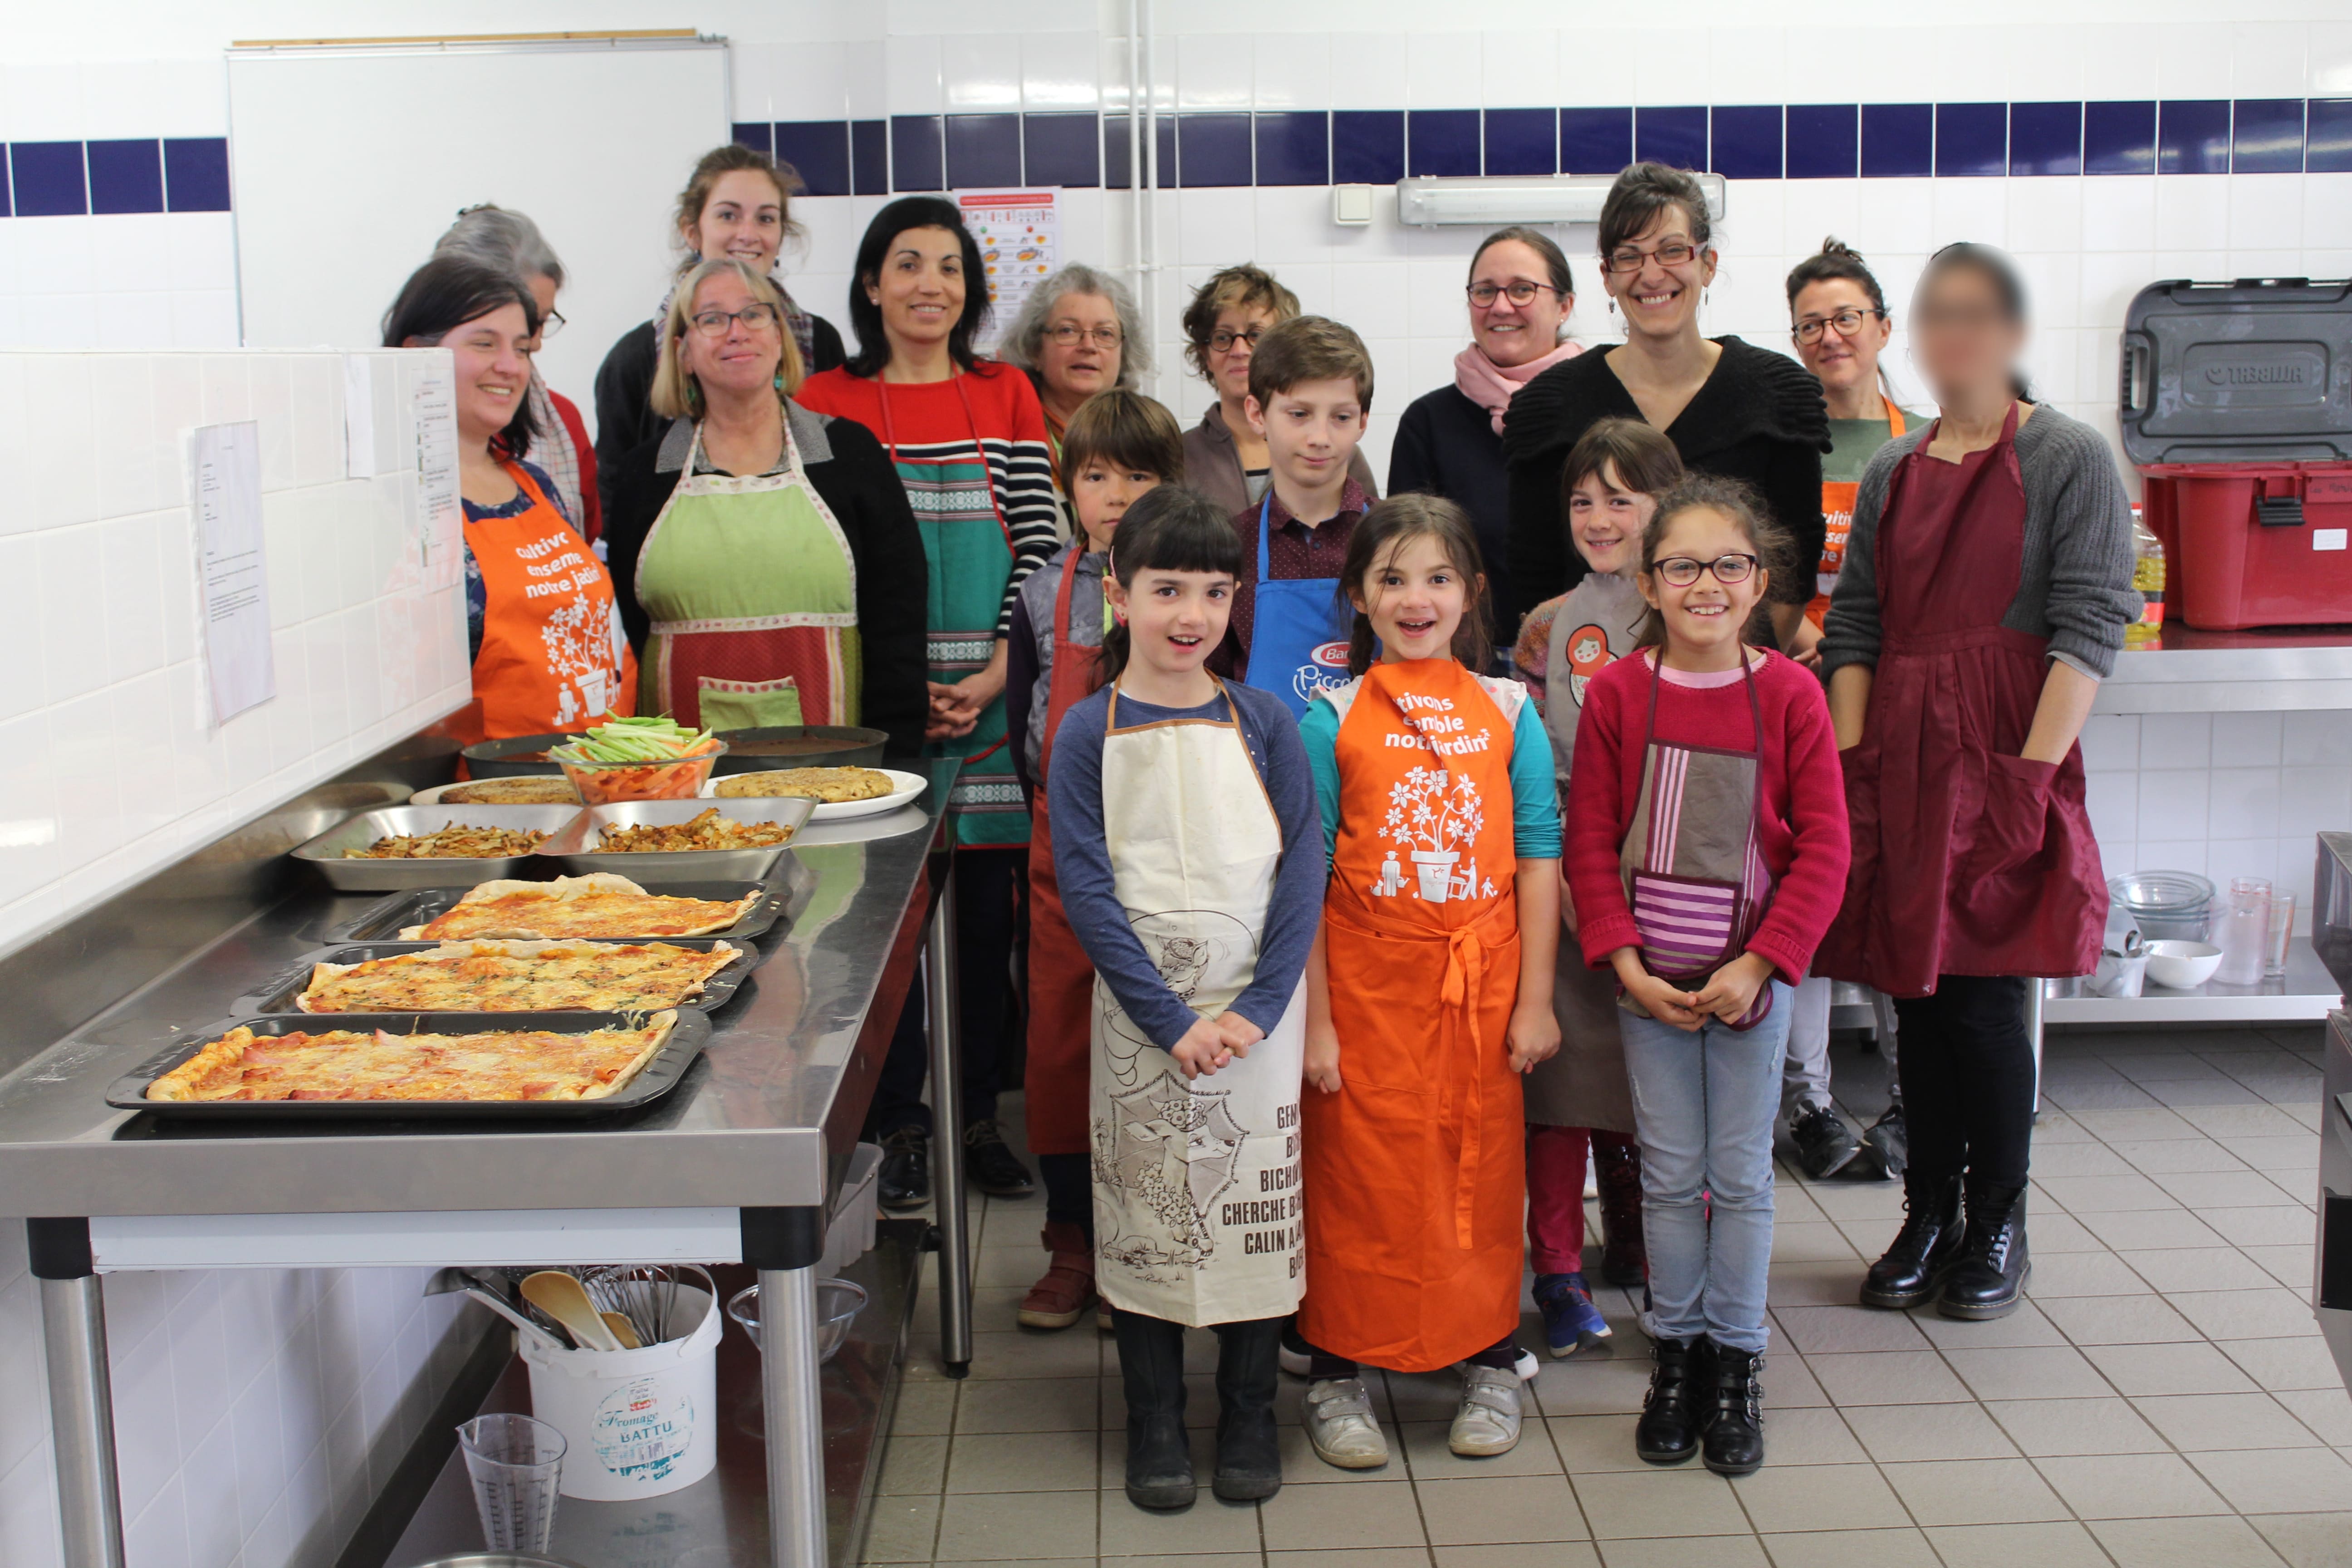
[144,1012,680,1103]
[400,874,759,940]
[294,939,739,1013]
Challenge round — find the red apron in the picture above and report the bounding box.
[1023,556,1104,1157]
[1807,399,1906,627]
[1816,404,2105,997]
[1298,660,1526,1373]
[451,460,637,745]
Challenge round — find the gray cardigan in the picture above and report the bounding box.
[1820,404,2140,681]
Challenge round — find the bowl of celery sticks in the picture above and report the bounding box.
[549,716,728,803]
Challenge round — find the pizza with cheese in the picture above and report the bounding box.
[400,874,760,940]
[144,1013,680,1103]
[294,940,740,1013]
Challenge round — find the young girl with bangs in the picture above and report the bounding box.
[1563,477,1847,1477]
[1293,495,1562,1471]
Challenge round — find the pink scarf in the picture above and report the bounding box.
[1455,338,1583,436]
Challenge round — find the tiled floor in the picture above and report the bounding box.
[867,1025,2352,1567]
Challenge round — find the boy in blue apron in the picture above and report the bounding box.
[1211,316,1378,720]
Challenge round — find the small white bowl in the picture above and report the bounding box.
[2144,940,2224,990]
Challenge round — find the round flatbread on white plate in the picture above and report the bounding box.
[700,766,928,820]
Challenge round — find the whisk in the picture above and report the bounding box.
[576,1264,690,1345]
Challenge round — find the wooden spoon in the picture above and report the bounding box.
[520,1270,623,1352]
[601,1310,643,1349]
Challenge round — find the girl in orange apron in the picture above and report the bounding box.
[459,459,637,742]
[1003,391,1186,1331]
[1295,495,1562,1470]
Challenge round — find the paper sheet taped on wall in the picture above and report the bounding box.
[956,188,1058,352]
[412,358,463,590]
[191,421,275,725]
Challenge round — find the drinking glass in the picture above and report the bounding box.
[2264,892,2296,978]
[457,1413,564,1553]
[2214,876,2272,986]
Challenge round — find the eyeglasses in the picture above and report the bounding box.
[1206,326,1265,353]
[1602,240,1699,275]
[1047,323,1123,348]
[689,304,781,337]
[1792,308,1883,345]
[1467,280,1564,308]
[537,309,566,339]
[1652,553,1758,587]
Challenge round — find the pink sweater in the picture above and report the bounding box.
[1564,648,1849,985]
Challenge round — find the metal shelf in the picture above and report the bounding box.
[2094,628,2352,714]
[2043,941,2342,1024]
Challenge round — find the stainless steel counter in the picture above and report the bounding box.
[2094,623,2352,713]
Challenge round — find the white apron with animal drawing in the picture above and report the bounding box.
[1089,681,1307,1327]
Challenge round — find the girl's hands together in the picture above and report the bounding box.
[1506,999,1562,1073]
[1623,969,1705,1031]
[1692,952,1776,1024]
[1304,1024,1343,1094]
[1213,1011,1264,1058]
[1169,1016,1235,1080]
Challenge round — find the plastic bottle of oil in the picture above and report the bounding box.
[2124,504,2165,650]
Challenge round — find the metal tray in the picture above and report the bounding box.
[102,1010,713,1121]
[290,805,587,892]
[459,730,573,778]
[334,865,805,944]
[229,936,762,1016]
[533,797,815,881]
[711,723,887,774]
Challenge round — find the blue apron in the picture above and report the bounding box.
[1241,492,1353,721]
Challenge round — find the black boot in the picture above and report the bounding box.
[1939,1181,2030,1321]
[1860,1173,1965,1309]
[876,1124,930,1210]
[1113,1310,1196,1508]
[1700,1341,1765,1476]
[1634,1336,1710,1464]
[1210,1318,1283,1502]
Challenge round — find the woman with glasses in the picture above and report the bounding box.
[999,263,1155,536]
[1391,226,1582,647]
[1775,239,1936,1187]
[1178,263,1378,516]
[1819,244,2137,1323]
[434,204,603,542]
[1501,163,1827,644]
[383,255,635,744]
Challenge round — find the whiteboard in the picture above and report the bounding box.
[228,40,730,439]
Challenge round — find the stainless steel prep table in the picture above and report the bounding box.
[0,757,975,1568]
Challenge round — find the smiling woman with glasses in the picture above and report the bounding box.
[1500,164,1828,659]
[998,262,1160,536]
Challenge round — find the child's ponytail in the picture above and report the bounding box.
[1633,476,1796,651]
[1091,486,1244,691]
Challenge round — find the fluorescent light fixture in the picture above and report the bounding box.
[1395,173,1727,228]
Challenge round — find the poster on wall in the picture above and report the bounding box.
[954,189,1058,350]
[412,359,464,591]
[190,421,275,725]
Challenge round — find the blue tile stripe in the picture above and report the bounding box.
[10,105,2351,217]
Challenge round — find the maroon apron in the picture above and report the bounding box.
[1816,404,2105,998]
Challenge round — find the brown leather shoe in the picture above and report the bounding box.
[1019,1221,1098,1329]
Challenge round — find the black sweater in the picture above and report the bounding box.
[1499,338,1830,627]
[603,406,929,759]
[1388,382,1514,646]
[593,313,847,520]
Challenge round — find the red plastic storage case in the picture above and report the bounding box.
[2138,463,2352,630]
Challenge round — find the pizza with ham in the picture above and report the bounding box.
[295,940,740,1014]
[399,873,759,940]
[144,1013,680,1103]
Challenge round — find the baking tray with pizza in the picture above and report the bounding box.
[230,936,761,1017]
[104,1009,713,1120]
[333,867,802,945]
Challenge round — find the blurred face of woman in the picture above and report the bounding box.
[680,270,784,402]
[688,169,786,274]
[866,226,965,353]
[1037,290,1123,407]
[1469,239,1570,368]
[1206,302,1279,402]
[1601,205,1715,344]
[1791,278,1891,405]
[434,302,534,447]
[1912,265,2026,407]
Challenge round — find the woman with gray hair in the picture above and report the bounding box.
[435,203,602,541]
[998,263,1155,536]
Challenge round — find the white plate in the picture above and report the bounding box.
[700,766,929,820]
[409,780,582,807]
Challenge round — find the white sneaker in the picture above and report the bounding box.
[1303,1377,1390,1469]
[1449,1364,1523,1456]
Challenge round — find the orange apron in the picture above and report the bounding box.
[1807,399,1906,627]
[452,460,637,745]
[1023,554,1104,1157]
[1298,659,1527,1373]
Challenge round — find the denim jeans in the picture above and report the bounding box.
[1621,981,1792,1355]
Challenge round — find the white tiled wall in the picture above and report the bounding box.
[0,348,473,958]
[2082,708,2352,936]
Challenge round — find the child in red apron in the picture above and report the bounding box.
[1295,495,1563,1470]
[1047,488,1322,1509]
[1511,418,1685,1357]
[1563,477,1848,1477]
[1004,391,1186,1331]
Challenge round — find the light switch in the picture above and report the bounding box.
[1332,185,1374,226]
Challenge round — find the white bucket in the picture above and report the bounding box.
[519,1284,720,1500]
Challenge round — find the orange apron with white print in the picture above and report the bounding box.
[1807,400,1906,627]
[1298,659,1526,1373]
[454,461,636,744]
